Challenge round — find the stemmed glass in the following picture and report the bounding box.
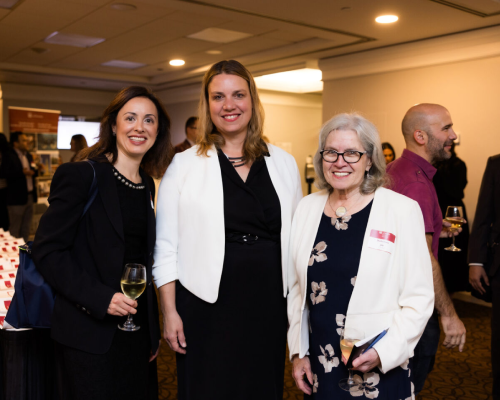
[339,327,362,391]
[444,206,465,252]
[118,263,146,332]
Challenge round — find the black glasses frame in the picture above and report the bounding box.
[320,150,367,164]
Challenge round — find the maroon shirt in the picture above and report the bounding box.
[386,149,442,259]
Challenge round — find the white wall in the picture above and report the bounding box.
[320,34,500,226]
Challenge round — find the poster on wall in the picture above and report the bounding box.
[8,106,60,135]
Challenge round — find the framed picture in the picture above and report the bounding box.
[37,133,57,151]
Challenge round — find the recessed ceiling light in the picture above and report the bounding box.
[206,50,222,55]
[110,3,137,11]
[44,32,105,48]
[31,47,50,54]
[376,15,398,23]
[101,60,146,69]
[169,59,185,66]
[254,68,323,93]
[188,28,252,44]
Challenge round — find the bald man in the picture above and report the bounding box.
[387,104,466,395]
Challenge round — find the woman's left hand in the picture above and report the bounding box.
[149,340,161,362]
[351,349,380,373]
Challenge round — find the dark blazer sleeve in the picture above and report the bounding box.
[469,156,498,266]
[32,162,116,319]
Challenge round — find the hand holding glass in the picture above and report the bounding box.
[339,327,361,391]
[444,206,465,252]
[118,263,146,331]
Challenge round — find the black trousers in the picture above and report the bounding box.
[492,273,500,400]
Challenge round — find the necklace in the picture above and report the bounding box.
[328,194,363,231]
[225,154,246,168]
[113,167,145,189]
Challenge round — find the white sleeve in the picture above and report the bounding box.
[373,200,435,373]
[152,156,181,288]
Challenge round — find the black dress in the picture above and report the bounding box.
[56,172,157,400]
[175,151,287,400]
[306,202,414,399]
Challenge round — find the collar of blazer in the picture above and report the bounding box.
[91,159,155,252]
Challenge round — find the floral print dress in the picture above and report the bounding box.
[306,201,414,400]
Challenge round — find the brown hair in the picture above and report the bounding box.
[71,134,88,153]
[197,60,267,161]
[77,86,173,178]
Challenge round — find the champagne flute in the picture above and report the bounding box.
[118,263,146,332]
[339,327,362,391]
[444,206,465,252]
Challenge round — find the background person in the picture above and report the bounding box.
[0,133,10,231]
[173,116,198,153]
[469,154,500,400]
[3,131,37,241]
[386,103,466,395]
[288,113,434,399]
[69,134,89,162]
[381,142,396,165]
[153,60,302,399]
[32,86,173,400]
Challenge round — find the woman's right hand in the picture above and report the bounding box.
[292,355,313,395]
[164,310,187,354]
[107,293,137,316]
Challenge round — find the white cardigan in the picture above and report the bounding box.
[287,187,434,373]
[153,144,302,303]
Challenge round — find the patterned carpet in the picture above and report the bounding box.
[156,299,493,399]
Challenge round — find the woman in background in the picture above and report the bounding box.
[153,60,302,399]
[381,142,396,165]
[0,133,9,230]
[70,134,89,162]
[33,86,172,400]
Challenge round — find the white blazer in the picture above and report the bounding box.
[153,144,303,303]
[287,187,434,373]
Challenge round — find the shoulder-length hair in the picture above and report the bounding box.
[71,134,88,153]
[197,60,267,162]
[77,86,173,178]
[313,113,386,194]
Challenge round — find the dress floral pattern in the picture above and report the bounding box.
[306,204,413,399]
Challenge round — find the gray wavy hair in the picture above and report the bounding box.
[313,113,386,194]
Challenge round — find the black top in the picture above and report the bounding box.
[217,150,281,241]
[115,175,149,330]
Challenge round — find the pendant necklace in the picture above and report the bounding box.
[328,194,362,231]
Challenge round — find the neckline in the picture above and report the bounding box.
[113,167,145,190]
[323,199,373,219]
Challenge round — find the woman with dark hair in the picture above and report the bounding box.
[153,60,302,399]
[0,133,10,230]
[381,142,396,165]
[33,86,173,399]
[69,134,88,162]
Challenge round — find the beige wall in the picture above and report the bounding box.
[322,55,500,226]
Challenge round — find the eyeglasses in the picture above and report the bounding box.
[320,150,367,163]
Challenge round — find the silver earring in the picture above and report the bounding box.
[113,131,116,136]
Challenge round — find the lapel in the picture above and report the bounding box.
[141,169,156,259]
[94,160,124,241]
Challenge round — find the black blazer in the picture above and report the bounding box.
[469,154,500,277]
[32,159,160,354]
[3,148,38,205]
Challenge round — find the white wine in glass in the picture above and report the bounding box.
[118,263,146,332]
[339,328,362,391]
[444,206,464,252]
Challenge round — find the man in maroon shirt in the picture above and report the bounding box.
[387,103,466,395]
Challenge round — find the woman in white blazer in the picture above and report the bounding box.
[153,60,302,400]
[288,113,434,399]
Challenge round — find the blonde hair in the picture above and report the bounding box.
[197,60,268,161]
[313,113,387,194]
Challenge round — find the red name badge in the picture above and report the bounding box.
[0,316,4,325]
[9,273,15,278]
[5,281,12,288]
[368,229,396,254]
[4,300,11,310]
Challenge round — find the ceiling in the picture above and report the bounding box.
[1,0,500,92]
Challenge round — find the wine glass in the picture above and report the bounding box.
[118,263,146,332]
[339,327,362,391]
[444,206,465,252]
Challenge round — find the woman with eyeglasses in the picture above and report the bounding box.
[287,113,434,399]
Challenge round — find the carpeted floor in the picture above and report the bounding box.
[156,299,493,399]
